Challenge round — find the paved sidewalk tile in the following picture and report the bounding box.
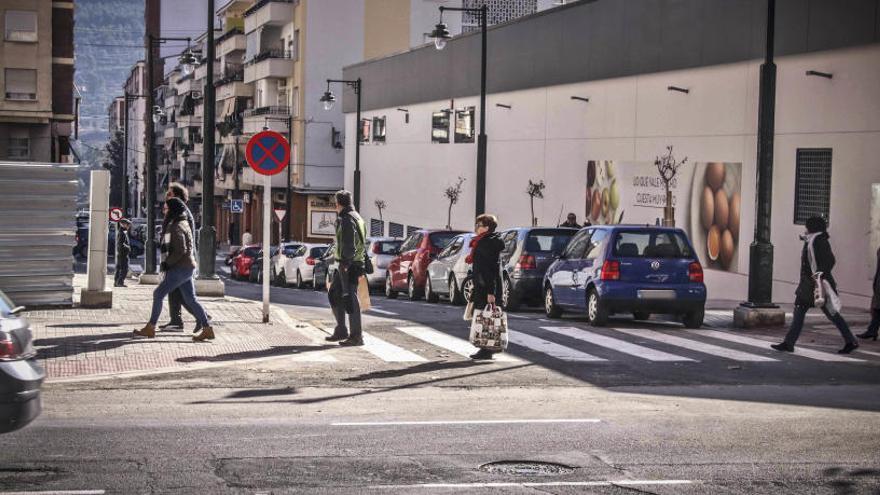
[26,275,315,381]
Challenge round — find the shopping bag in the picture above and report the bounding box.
[358,275,372,312]
[463,302,475,321]
[822,278,842,315]
[469,305,509,352]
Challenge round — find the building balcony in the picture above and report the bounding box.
[163,127,176,139]
[176,114,202,128]
[241,166,289,188]
[243,106,290,134]
[194,62,220,82]
[217,80,252,100]
[243,0,295,33]
[243,50,294,83]
[217,29,246,57]
[176,76,196,94]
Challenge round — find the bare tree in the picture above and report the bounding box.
[526,179,546,227]
[374,199,387,222]
[654,146,687,226]
[444,177,466,230]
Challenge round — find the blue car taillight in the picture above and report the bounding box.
[600,260,620,281]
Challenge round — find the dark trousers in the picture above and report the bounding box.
[167,288,196,325]
[866,309,880,336]
[328,265,362,341]
[114,255,129,286]
[783,304,856,346]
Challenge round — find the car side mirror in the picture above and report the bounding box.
[10,306,25,316]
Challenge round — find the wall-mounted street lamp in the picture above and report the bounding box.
[570,96,590,103]
[495,103,512,109]
[430,4,490,217]
[321,78,363,209]
[667,86,690,94]
[179,46,200,76]
[806,70,833,79]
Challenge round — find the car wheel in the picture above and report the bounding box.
[270,267,277,285]
[633,311,650,321]
[426,278,440,303]
[544,286,562,318]
[312,273,322,291]
[408,273,422,301]
[296,270,304,289]
[385,272,398,299]
[502,276,520,312]
[683,308,705,329]
[586,288,609,326]
[450,276,465,306]
[462,278,474,305]
[278,270,287,287]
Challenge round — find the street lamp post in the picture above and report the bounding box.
[431,4,489,217]
[198,0,219,282]
[321,78,361,210]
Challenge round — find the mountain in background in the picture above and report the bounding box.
[74,0,145,151]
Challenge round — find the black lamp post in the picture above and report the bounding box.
[321,78,362,210]
[744,0,778,308]
[431,4,489,217]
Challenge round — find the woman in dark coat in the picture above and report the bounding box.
[857,246,880,340]
[772,216,858,354]
[466,214,505,360]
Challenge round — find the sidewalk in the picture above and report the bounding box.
[26,274,316,382]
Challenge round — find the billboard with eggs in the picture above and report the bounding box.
[586,160,742,273]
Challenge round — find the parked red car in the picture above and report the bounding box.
[385,229,465,300]
[230,245,261,280]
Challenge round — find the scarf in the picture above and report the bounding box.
[465,232,488,264]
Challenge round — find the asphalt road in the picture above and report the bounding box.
[2,267,879,494]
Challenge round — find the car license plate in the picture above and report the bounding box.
[638,290,676,300]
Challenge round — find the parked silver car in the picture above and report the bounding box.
[318,237,404,291]
[425,233,475,305]
[0,290,44,433]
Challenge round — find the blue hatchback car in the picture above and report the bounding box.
[543,225,706,328]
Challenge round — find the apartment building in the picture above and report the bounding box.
[0,0,75,163]
[123,61,147,219]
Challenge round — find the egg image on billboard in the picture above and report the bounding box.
[587,161,597,188]
[714,188,729,230]
[720,229,735,269]
[706,162,725,191]
[591,189,602,220]
[700,186,714,231]
[707,225,721,261]
[609,179,620,211]
[601,188,609,217]
[729,192,741,241]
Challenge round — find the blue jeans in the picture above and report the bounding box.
[149,267,209,326]
[783,304,856,346]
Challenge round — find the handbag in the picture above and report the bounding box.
[806,235,842,315]
[469,304,509,352]
[354,223,374,275]
[357,275,372,312]
[463,302,474,321]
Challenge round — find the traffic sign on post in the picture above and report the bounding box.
[246,131,290,323]
[109,207,123,222]
[230,199,244,214]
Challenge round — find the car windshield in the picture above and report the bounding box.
[429,232,460,249]
[243,247,261,257]
[0,291,14,316]
[310,247,327,258]
[525,230,577,253]
[612,231,694,258]
[374,240,402,254]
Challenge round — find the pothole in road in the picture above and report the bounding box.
[479,461,575,476]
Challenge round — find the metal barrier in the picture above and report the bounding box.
[0,162,78,306]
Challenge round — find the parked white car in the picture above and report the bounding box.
[270,243,304,284]
[276,243,330,288]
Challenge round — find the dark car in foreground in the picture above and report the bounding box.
[543,226,706,327]
[0,291,45,433]
[499,227,578,311]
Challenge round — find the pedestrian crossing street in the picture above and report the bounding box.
[282,313,877,367]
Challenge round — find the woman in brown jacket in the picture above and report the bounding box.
[858,246,880,340]
[134,198,214,341]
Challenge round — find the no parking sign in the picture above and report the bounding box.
[109,207,123,222]
[246,130,290,176]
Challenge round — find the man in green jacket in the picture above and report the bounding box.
[326,190,366,346]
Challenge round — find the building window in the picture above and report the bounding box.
[389,222,404,238]
[432,111,450,143]
[370,219,384,236]
[372,116,386,143]
[4,10,37,42]
[360,119,371,143]
[7,138,30,160]
[406,225,422,236]
[794,148,833,225]
[455,107,475,143]
[4,68,37,100]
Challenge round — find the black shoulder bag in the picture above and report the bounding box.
[354,220,374,274]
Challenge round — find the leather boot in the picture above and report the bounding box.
[133,323,156,339]
[193,326,215,342]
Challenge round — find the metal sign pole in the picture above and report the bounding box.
[262,174,271,323]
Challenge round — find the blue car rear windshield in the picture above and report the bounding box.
[612,231,694,258]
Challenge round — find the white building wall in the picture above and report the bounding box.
[302,0,365,191]
[345,44,880,306]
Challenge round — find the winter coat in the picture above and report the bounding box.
[872,247,880,310]
[117,228,131,257]
[794,232,837,307]
[470,232,504,308]
[162,217,197,271]
[334,206,366,268]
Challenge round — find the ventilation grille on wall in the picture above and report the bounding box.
[389,222,404,238]
[794,148,832,225]
[370,219,384,237]
[406,225,422,236]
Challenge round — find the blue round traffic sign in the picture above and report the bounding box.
[246,130,290,176]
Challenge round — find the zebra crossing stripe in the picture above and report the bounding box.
[290,351,338,362]
[396,326,519,362]
[508,331,606,362]
[688,330,865,363]
[362,332,428,362]
[612,328,778,362]
[540,327,694,362]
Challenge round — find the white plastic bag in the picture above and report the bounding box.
[463,302,474,321]
[469,305,509,352]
